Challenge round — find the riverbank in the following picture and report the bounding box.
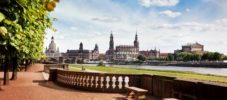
[69,64,227,84]
[113,61,227,68]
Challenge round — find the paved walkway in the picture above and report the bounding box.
[0,64,127,100]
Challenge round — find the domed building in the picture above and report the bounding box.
[45,36,61,61]
[48,36,57,53]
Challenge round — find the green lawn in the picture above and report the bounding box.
[69,64,227,83]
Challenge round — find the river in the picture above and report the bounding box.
[79,64,227,76]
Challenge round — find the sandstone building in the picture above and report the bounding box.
[105,31,139,62]
[174,42,204,54]
[63,42,99,63]
[45,36,61,62]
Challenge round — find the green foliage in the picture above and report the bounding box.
[0,0,59,61]
[167,54,175,61]
[175,52,202,61]
[201,52,223,61]
[137,55,146,61]
[97,60,105,66]
[222,56,227,60]
[174,52,224,61]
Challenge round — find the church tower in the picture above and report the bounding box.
[48,36,57,53]
[134,32,139,49]
[94,43,99,51]
[109,31,114,50]
[79,42,83,51]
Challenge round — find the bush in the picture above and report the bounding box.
[97,61,105,66]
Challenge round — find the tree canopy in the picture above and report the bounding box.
[0,0,59,85]
[0,0,59,60]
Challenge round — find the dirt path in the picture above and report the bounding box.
[0,64,125,100]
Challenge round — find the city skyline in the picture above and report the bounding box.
[44,0,227,54]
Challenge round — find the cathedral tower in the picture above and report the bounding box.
[79,42,83,51]
[109,31,114,50]
[134,32,139,49]
[94,43,99,51]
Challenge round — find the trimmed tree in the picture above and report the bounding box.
[0,0,59,85]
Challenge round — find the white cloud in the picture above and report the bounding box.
[185,8,190,12]
[92,16,121,23]
[159,10,182,18]
[139,0,180,7]
[45,0,227,54]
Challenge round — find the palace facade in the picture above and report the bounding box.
[105,31,139,62]
[63,42,99,63]
[174,42,204,54]
[139,49,160,59]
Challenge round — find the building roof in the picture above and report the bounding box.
[116,45,135,48]
[67,50,90,53]
[183,42,203,47]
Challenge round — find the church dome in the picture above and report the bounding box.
[48,36,57,53]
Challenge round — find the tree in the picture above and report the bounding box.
[137,55,146,62]
[213,52,222,61]
[222,56,227,60]
[167,54,175,61]
[97,60,105,66]
[191,54,201,61]
[0,0,59,85]
[201,52,210,61]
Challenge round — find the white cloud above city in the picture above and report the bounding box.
[45,0,227,54]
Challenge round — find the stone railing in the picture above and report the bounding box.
[49,69,140,93]
[44,64,68,73]
[49,68,227,99]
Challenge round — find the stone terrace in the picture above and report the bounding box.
[0,64,157,100]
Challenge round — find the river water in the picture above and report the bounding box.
[80,64,227,76]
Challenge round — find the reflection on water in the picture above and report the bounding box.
[80,64,227,76]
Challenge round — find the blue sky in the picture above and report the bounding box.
[45,0,227,54]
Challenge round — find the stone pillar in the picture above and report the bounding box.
[49,68,58,82]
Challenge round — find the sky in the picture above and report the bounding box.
[44,0,227,54]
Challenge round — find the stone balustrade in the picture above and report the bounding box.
[49,68,227,100]
[44,64,68,73]
[50,69,140,93]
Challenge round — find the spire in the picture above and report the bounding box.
[94,43,99,51]
[79,42,83,51]
[134,31,139,48]
[109,31,114,50]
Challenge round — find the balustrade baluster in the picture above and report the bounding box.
[109,75,113,90]
[76,74,80,86]
[83,75,87,87]
[92,76,96,88]
[79,75,83,86]
[103,75,107,89]
[122,76,126,89]
[115,76,120,90]
[97,76,101,89]
[87,76,91,87]
[72,74,76,85]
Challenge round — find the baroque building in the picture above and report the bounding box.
[63,42,99,63]
[174,42,204,54]
[45,36,61,58]
[139,48,160,59]
[105,31,139,62]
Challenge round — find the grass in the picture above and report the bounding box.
[69,64,227,83]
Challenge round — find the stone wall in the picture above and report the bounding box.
[49,69,227,100]
[44,64,68,73]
